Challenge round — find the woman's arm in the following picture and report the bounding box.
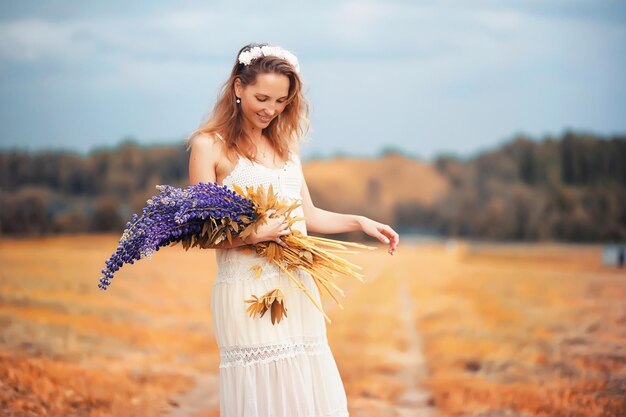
[188,134,220,186]
[188,134,289,249]
[300,168,400,255]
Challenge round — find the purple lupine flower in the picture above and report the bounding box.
[98,182,256,291]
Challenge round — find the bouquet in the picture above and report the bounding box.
[98,182,374,324]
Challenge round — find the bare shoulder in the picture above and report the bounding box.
[190,132,225,154]
[188,132,226,185]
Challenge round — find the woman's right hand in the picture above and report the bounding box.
[246,209,291,247]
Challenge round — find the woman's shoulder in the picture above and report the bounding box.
[188,132,231,168]
[193,131,225,144]
[189,132,226,152]
[288,139,302,159]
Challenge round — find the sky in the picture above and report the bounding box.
[0,0,625,160]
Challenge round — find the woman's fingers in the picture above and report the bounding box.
[255,212,292,244]
[384,228,399,248]
[379,225,399,255]
[373,230,390,244]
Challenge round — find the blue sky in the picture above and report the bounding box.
[0,0,624,160]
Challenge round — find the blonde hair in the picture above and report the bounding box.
[185,42,309,162]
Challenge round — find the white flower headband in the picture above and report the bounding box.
[237,45,300,74]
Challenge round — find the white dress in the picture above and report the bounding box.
[211,147,350,417]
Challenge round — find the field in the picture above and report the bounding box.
[0,234,624,417]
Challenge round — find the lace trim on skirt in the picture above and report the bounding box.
[219,336,331,369]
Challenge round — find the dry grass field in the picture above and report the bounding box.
[0,234,624,417]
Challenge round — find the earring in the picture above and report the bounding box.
[236,97,241,104]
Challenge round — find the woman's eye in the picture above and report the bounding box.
[255,97,287,105]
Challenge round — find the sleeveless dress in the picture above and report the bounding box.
[210,140,350,417]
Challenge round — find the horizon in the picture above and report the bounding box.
[0,128,621,163]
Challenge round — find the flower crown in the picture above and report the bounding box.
[237,45,300,74]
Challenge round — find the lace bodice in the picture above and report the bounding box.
[215,145,307,283]
[221,151,303,207]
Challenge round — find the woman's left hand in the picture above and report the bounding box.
[359,217,399,255]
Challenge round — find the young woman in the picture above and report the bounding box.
[186,43,399,417]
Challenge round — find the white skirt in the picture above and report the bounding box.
[211,248,349,417]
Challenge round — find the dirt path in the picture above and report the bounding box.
[393,274,436,417]
[159,371,219,417]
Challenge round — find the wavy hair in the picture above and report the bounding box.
[184,42,309,163]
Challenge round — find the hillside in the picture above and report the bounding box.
[303,153,450,225]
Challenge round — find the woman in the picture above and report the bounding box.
[186,43,399,417]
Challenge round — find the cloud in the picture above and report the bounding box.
[0,0,624,156]
[329,1,392,43]
[0,17,82,62]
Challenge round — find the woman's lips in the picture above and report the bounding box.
[257,113,272,123]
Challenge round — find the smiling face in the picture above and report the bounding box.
[234,72,290,132]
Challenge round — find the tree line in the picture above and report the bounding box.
[396,132,626,241]
[0,140,188,235]
[1,132,625,242]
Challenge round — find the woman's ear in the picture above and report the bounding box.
[234,78,242,97]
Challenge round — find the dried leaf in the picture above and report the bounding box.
[232,183,244,196]
[271,298,287,324]
[244,288,288,325]
[202,220,211,236]
[250,264,263,279]
[267,183,276,208]
[267,242,276,261]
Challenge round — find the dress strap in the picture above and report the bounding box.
[215,132,225,143]
[288,149,301,164]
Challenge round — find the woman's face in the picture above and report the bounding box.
[235,72,290,132]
